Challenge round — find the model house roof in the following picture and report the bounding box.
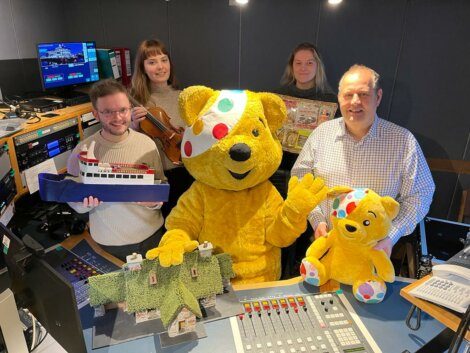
[161,282,202,327]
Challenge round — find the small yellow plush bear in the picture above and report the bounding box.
[146,86,327,284]
[300,187,399,303]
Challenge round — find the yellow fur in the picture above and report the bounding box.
[146,86,328,283]
[301,189,399,302]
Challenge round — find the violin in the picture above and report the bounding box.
[129,96,182,165]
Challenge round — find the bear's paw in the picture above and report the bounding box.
[300,258,322,286]
[353,280,386,304]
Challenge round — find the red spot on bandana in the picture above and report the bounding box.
[212,123,229,140]
[184,141,193,157]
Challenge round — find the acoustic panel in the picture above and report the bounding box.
[240,0,319,92]
[318,0,407,117]
[169,0,239,89]
[389,0,470,160]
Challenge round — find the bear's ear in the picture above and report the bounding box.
[381,196,400,220]
[179,86,215,126]
[257,92,287,132]
[327,186,354,198]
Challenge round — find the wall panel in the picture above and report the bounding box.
[0,0,18,60]
[169,0,239,89]
[318,0,407,117]
[0,0,468,222]
[11,0,67,58]
[389,0,470,160]
[240,0,319,91]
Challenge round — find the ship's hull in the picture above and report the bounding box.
[38,173,170,202]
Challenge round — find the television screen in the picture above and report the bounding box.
[37,41,99,90]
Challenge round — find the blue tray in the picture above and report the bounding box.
[38,173,170,202]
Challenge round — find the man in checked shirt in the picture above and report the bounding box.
[292,64,435,257]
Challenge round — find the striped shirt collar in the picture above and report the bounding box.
[336,114,380,142]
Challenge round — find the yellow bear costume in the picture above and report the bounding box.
[300,187,399,303]
[147,86,327,284]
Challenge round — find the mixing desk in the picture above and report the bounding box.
[230,292,380,353]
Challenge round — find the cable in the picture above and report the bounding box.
[31,329,48,352]
[386,0,410,120]
[448,304,470,353]
[26,115,41,124]
[0,99,17,112]
[30,314,37,351]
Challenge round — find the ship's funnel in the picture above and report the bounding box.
[87,141,97,159]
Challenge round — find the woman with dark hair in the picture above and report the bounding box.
[278,42,336,103]
[130,39,193,217]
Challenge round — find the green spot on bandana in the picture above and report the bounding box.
[332,198,340,209]
[218,98,234,112]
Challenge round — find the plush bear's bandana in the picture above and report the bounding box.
[331,188,370,218]
[182,90,247,158]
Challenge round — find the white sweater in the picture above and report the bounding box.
[67,129,165,246]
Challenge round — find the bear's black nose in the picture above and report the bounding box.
[345,224,357,233]
[229,143,251,161]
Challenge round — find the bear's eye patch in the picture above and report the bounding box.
[252,129,259,137]
[363,220,371,226]
[367,211,377,218]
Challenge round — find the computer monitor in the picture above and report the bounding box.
[37,41,99,91]
[1,223,87,353]
[419,216,470,262]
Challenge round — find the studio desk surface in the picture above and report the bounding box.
[39,233,449,353]
[0,103,93,199]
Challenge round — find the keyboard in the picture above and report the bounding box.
[409,276,470,313]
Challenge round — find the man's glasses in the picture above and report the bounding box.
[98,107,131,117]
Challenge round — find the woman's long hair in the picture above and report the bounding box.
[130,39,178,105]
[281,42,332,93]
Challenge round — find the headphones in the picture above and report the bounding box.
[37,210,87,240]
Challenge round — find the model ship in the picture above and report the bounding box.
[77,141,155,185]
[38,141,170,203]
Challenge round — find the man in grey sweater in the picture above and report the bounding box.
[67,79,166,261]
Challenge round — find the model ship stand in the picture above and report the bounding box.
[89,241,235,339]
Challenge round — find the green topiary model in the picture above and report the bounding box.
[89,250,233,328]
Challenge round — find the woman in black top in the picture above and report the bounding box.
[277,42,339,171]
[275,43,338,278]
[277,42,337,104]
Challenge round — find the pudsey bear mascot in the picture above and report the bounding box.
[146,86,328,284]
[301,187,400,303]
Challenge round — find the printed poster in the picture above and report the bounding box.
[276,94,338,153]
